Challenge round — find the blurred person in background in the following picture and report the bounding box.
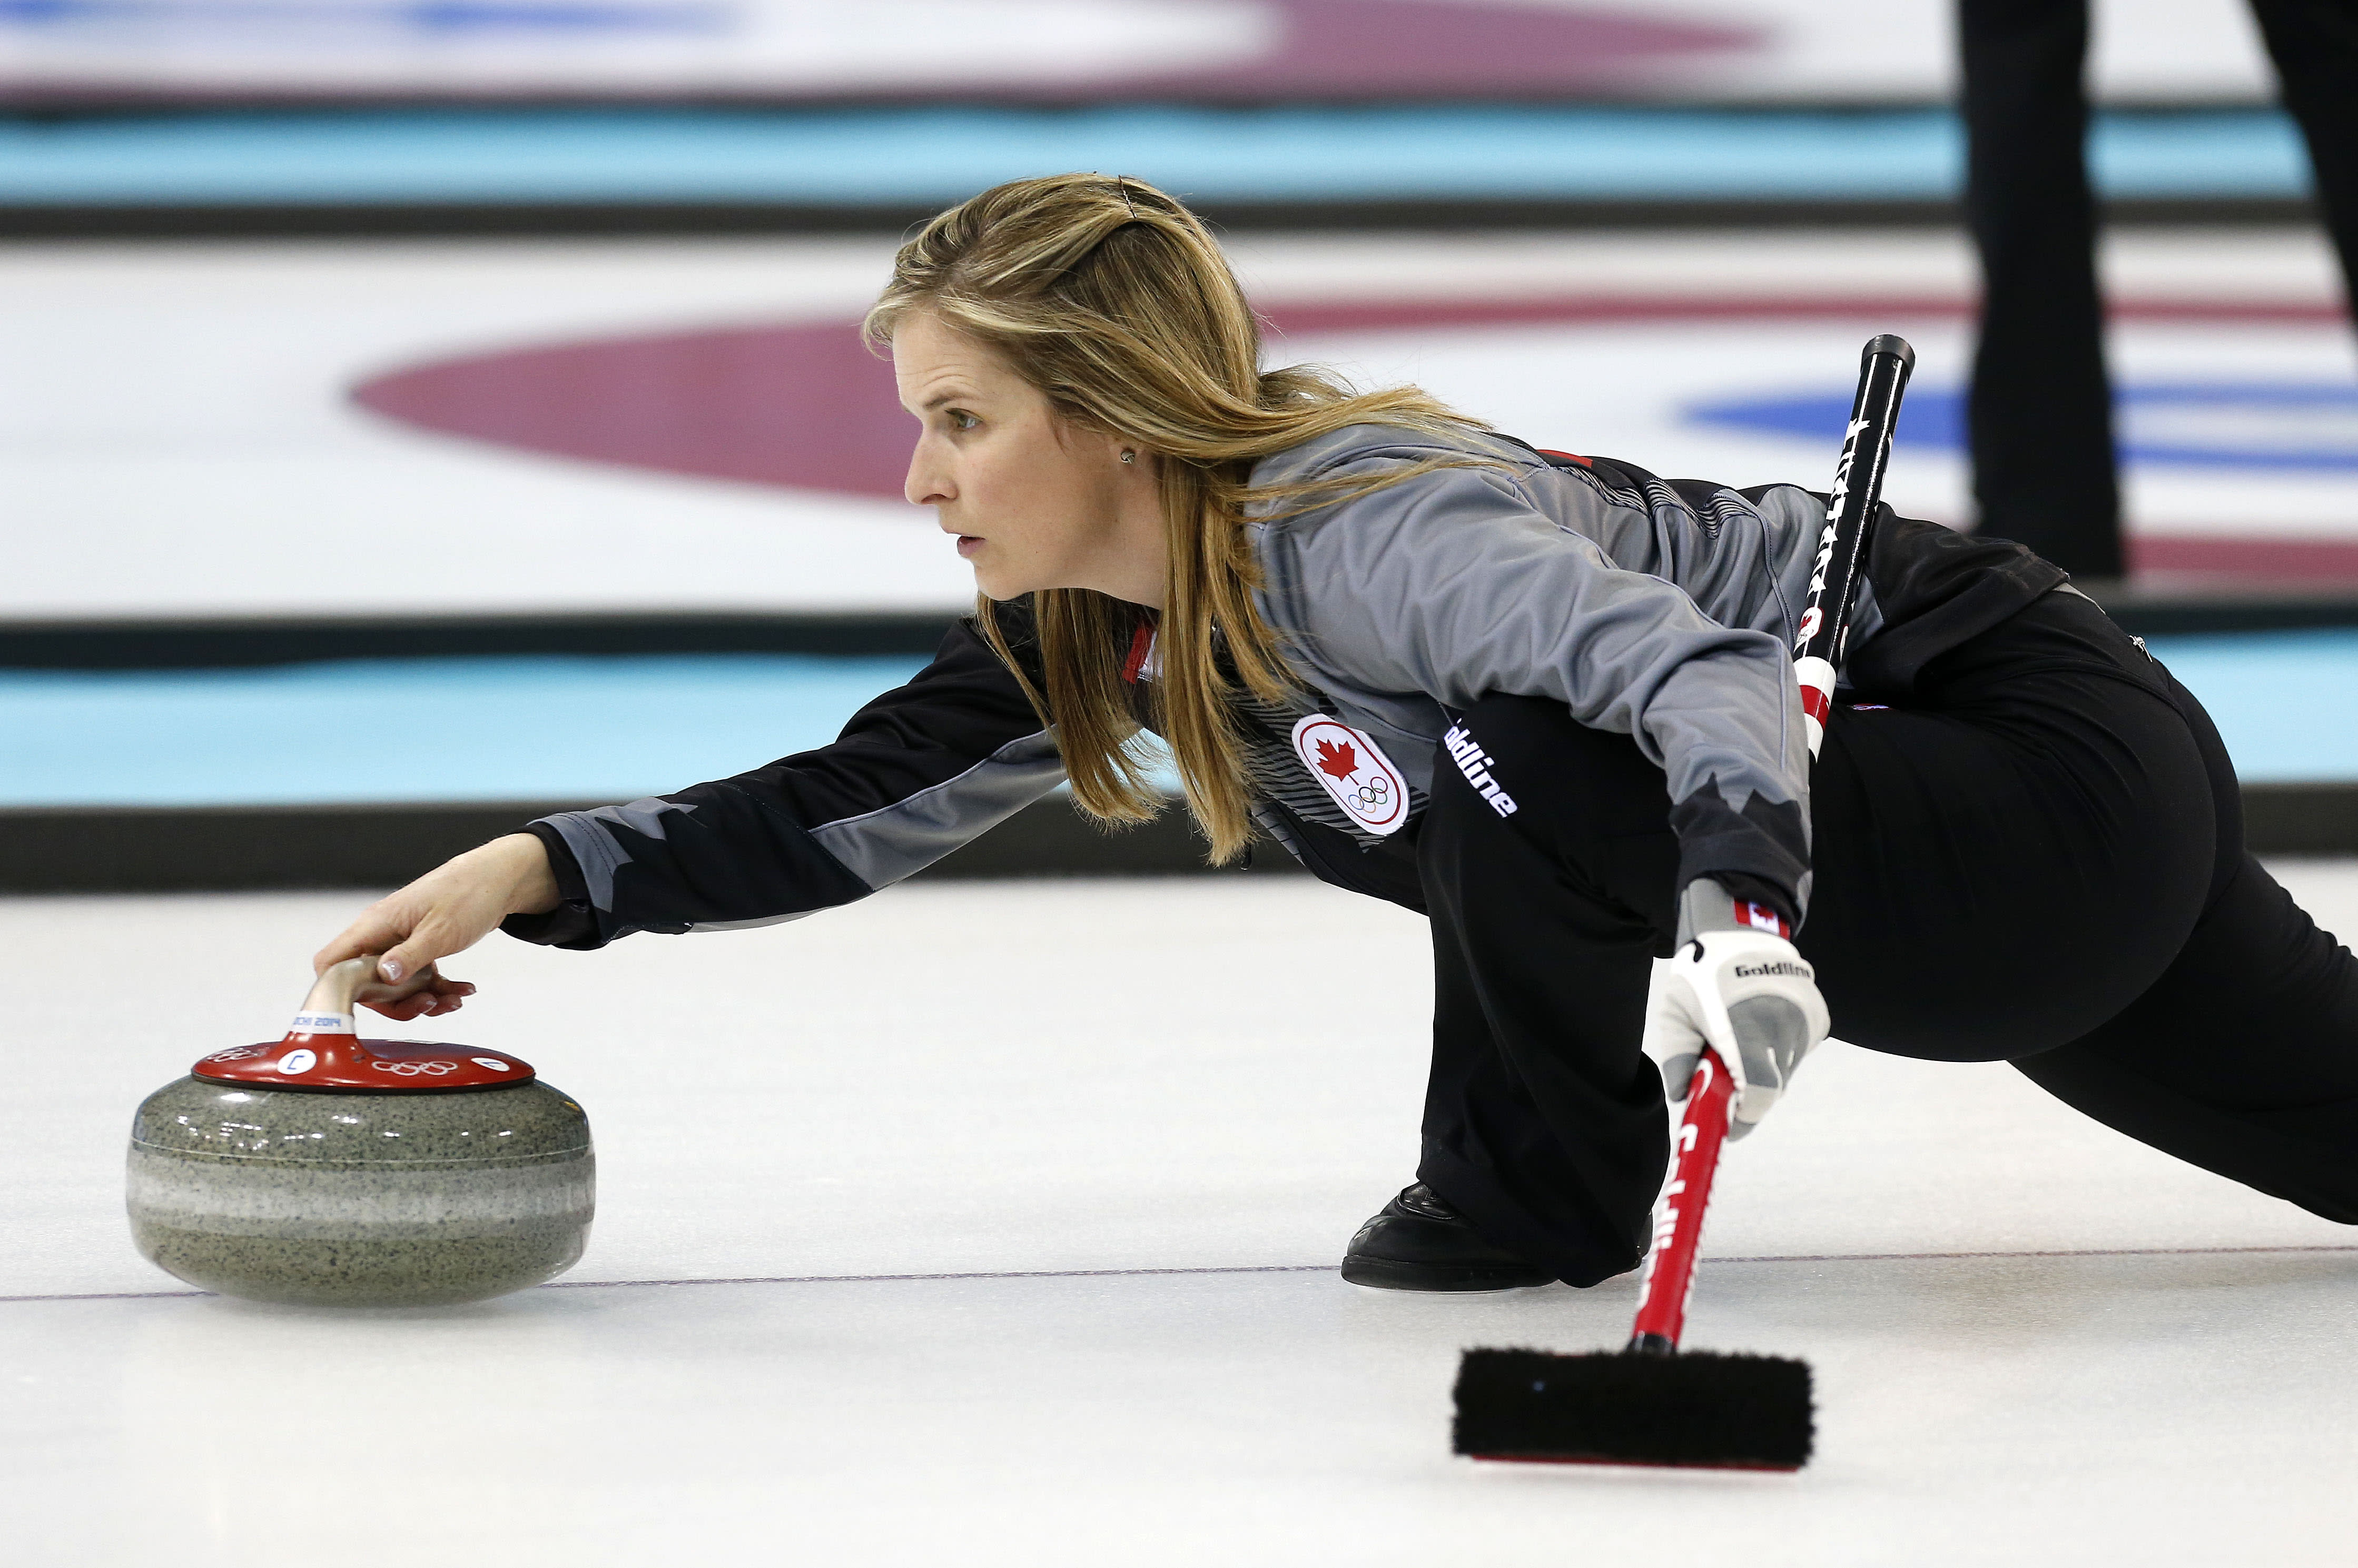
[1959,0,2358,578]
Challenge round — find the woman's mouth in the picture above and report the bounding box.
[955,535,982,558]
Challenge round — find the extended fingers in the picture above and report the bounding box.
[418,976,478,1016]
[358,972,475,1020]
[389,969,477,1011]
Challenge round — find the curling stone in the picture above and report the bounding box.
[126,957,594,1307]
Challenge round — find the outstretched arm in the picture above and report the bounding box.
[313,609,1067,1017]
[506,609,1063,951]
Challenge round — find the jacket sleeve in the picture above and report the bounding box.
[1270,459,1814,915]
[501,612,1065,950]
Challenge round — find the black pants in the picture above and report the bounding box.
[1399,591,2358,1286]
[1959,0,2358,575]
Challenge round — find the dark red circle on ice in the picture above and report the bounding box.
[348,294,2353,578]
[352,296,2001,500]
[1102,0,1763,101]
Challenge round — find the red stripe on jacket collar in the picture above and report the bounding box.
[1122,620,1157,684]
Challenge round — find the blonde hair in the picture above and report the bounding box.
[865,173,1485,861]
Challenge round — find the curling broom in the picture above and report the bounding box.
[1450,333,1917,1471]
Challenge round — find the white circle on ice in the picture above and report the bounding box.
[275,1049,318,1075]
[470,1057,509,1071]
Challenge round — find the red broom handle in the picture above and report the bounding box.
[1628,1048,1735,1353]
[1623,335,1913,1357]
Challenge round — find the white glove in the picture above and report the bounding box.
[1643,879,1829,1140]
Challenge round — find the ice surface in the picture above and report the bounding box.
[7,868,2357,1562]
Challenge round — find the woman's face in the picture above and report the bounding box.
[894,307,1163,606]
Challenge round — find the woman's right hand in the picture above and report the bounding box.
[312,833,563,1021]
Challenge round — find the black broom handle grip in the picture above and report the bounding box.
[1793,334,1915,758]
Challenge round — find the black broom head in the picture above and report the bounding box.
[1452,1346,1814,1470]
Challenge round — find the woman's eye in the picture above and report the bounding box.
[949,411,979,431]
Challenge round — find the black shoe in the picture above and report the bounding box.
[1339,1183,1555,1291]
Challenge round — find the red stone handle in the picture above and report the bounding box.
[185,958,531,1091]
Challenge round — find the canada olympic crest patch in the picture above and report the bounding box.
[1290,714,1410,836]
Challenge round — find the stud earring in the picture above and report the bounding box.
[1120,450,1136,464]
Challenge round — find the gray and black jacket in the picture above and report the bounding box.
[505,423,2061,950]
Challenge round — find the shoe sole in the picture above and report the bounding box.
[1338,1256,1555,1292]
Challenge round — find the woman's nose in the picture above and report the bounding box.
[905,443,951,507]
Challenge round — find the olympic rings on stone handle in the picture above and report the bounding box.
[369,1059,460,1077]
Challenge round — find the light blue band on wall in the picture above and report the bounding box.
[0,106,2311,207]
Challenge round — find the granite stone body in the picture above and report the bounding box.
[127,1076,595,1306]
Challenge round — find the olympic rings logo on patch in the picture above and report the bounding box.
[370,1059,459,1077]
[1289,713,1411,837]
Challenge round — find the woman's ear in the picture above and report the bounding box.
[1066,417,1152,479]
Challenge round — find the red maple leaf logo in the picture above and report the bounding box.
[1314,736,1359,781]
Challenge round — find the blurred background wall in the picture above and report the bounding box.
[2,0,2352,887]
